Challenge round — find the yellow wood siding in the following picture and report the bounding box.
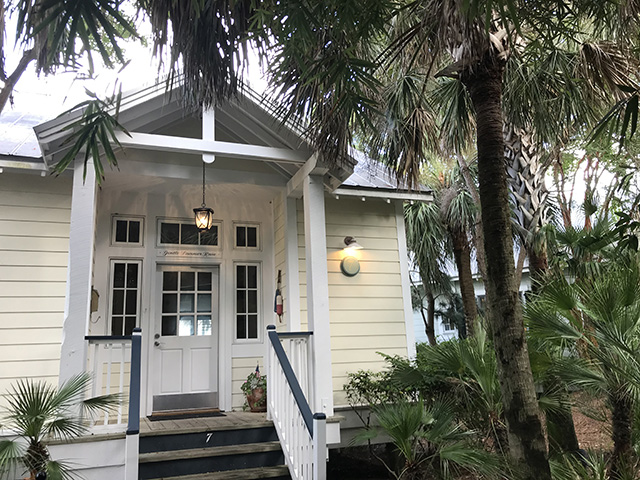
[231,356,263,410]
[0,173,71,400]
[297,197,408,407]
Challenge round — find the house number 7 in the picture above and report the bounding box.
[206,433,213,443]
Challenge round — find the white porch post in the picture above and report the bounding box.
[59,157,97,385]
[284,196,301,331]
[302,175,333,416]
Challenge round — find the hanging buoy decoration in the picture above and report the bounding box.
[274,270,283,321]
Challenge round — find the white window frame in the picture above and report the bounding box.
[233,222,261,250]
[108,258,143,336]
[111,215,144,246]
[234,262,261,343]
[156,217,223,250]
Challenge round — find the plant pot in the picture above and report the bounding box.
[246,387,267,412]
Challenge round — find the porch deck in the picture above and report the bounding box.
[139,411,271,436]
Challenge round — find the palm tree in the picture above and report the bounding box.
[405,201,451,345]
[0,373,119,480]
[1,0,137,113]
[527,258,640,477]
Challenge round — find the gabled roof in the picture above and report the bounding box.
[0,80,432,201]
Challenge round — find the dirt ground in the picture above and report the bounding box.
[328,393,613,479]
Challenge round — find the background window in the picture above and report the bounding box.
[112,217,143,245]
[235,224,259,248]
[236,263,259,339]
[110,260,141,335]
[159,220,219,247]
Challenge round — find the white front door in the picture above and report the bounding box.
[152,266,219,411]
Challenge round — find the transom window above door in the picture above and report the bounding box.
[158,219,221,247]
[162,271,214,337]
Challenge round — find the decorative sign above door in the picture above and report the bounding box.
[156,249,221,258]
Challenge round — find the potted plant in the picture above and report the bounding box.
[241,364,267,412]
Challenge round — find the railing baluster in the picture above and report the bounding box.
[267,326,326,480]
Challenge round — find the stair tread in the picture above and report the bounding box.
[141,420,274,437]
[140,441,282,463]
[157,465,290,480]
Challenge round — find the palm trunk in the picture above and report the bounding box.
[421,290,437,345]
[450,228,477,337]
[527,247,548,295]
[462,52,551,480]
[545,379,580,455]
[609,392,633,479]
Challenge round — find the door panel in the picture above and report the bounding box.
[153,266,219,411]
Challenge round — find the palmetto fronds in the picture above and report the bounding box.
[0,373,120,480]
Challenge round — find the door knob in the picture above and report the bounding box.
[154,341,163,347]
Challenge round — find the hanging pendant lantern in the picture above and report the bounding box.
[194,162,214,231]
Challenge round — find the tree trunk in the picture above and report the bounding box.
[0,49,36,113]
[421,290,437,345]
[462,51,551,480]
[456,153,488,284]
[527,247,548,295]
[545,379,580,455]
[450,228,477,337]
[609,392,633,479]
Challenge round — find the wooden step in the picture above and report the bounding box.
[140,442,282,463]
[157,465,290,480]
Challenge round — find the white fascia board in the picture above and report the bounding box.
[0,158,47,171]
[114,131,307,164]
[333,186,434,202]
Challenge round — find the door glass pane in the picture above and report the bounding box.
[127,263,138,288]
[181,272,195,291]
[248,315,258,339]
[181,224,199,245]
[237,315,246,339]
[163,272,178,291]
[112,290,124,315]
[180,293,195,313]
[112,316,123,336]
[237,266,246,288]
[160,222,179,244]
[197,315,212,336]
[124,317,136,335]
[197,293,211,313]
[248,290,257,314]
[162,293,177,313]
[198,272,212,290]
[162,316,177,336]
[179,315,194,336]
[237,290,246,313]
[248,266,257,288]
[125,290,137,314]
[113,263,125,288]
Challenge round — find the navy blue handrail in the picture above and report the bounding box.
[267,325,314,436]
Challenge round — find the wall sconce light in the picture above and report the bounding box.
[194,161,214,231]
[341,236,362,277]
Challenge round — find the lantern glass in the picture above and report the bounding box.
[194,207,214,231]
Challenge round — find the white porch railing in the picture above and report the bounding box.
[86,335,131,428]
[86,329,142,480]
[266,325,327,480]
